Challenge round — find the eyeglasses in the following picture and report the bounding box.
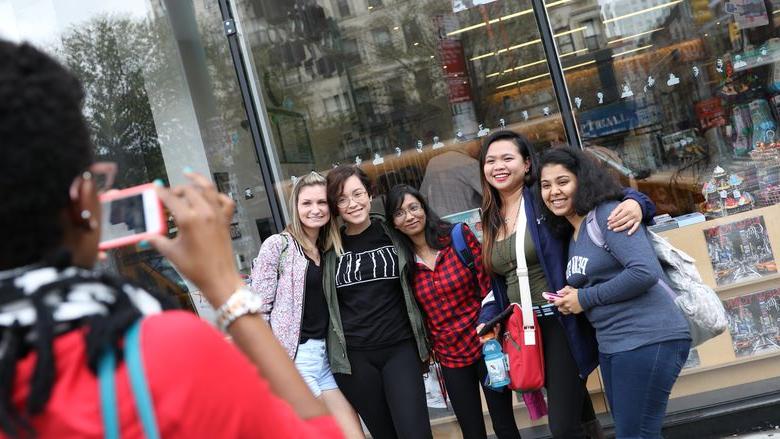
[69,162,118,200]
[336,189,368,208]
[393,203,423,220]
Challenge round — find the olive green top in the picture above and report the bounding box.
[492,225,551,307]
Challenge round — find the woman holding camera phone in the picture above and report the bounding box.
[323,166,432,439]
[476,131,655,438]
[251,171,364,439]
[0,40,342,438]
[384,184,521,439]
[538,147,690,438]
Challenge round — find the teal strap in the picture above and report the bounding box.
[125,320,160,439]
[98,318,160,439]
[98,347,120,439]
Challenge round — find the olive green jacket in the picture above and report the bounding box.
[322,216,430,374]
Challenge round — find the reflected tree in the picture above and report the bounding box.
[59,15,167,187]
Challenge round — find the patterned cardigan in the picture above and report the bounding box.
[250,232,309,359]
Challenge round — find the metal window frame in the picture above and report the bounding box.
[217,0,286,233]
[531,0,582,148]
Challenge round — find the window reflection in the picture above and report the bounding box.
[237,0,567,216]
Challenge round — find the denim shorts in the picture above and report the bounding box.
[294,338,338,397]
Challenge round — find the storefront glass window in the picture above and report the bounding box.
[545,0,780,414]
[1,0,275,320]
[233,0,571,222]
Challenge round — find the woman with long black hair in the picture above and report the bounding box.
[477,131,656,438]
[384,184,521,439]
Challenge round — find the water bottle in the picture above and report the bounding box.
[483,339,510,389]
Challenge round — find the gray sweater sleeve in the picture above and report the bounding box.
[578,204,660,310]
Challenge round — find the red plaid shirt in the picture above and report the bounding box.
[412,225,492,368]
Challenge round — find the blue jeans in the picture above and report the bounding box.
[599,339,691,439]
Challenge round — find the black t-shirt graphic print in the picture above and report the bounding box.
[336,221,412,349]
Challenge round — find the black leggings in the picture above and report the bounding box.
[441,360,521,439]
[539,315,598,438]
[334,339,432,439]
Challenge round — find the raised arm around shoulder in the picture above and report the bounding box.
[621,188,656,224]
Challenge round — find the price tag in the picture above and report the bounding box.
[733,189,741,198]
[720,190,728,199]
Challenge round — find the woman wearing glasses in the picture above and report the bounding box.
[251,171,365,439]
[323,166,432,439]
[384,184,520,439]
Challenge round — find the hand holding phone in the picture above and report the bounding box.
[542,291,563,302]
[99,183,167,250]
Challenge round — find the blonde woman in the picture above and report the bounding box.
[251,172,364,439]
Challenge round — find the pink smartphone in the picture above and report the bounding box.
[541,291,563,302]
[98,183,167,250]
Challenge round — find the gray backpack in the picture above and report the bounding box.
[585,211,727,347]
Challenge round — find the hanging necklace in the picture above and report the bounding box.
[502,190,524,233]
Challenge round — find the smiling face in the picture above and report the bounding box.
[297,184,330,232]
[336,175,371,227]
[483,139,530,195]
[540,163,578,218]
[392,194,426,238]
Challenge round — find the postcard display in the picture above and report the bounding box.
[658,204,780,397]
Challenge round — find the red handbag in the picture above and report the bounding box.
[502,303,545,391]
[502,196,545,392]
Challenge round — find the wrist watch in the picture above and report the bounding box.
[215,287,262,332]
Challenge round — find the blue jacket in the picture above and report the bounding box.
[478,187,655,379]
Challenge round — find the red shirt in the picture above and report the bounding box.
[7,311,342,439]
[412,225,492,368]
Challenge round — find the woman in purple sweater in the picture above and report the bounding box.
[538,147,690,439]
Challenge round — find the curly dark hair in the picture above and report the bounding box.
[0,40,94,269]
[537,147,624,237]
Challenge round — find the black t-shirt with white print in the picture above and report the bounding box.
[336,220,413,349]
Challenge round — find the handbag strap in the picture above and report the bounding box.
[513,197,537,346]
[98,318,161,439]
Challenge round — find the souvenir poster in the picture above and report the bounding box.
[723,288,780,358]
[442,208,483,242]
[703,216,777,287]
[726,0,769,29]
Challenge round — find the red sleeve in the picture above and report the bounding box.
[462,224,492,299]
[141,311,343,438]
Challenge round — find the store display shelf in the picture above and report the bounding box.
[714,272,780,294]
[680,350,780,377]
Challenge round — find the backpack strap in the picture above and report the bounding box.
[99,318,161,439]
[451,223,475,272]
[450,223,481,298]
[585,210,608,252]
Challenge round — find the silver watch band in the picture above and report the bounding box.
[215,287,261,332]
